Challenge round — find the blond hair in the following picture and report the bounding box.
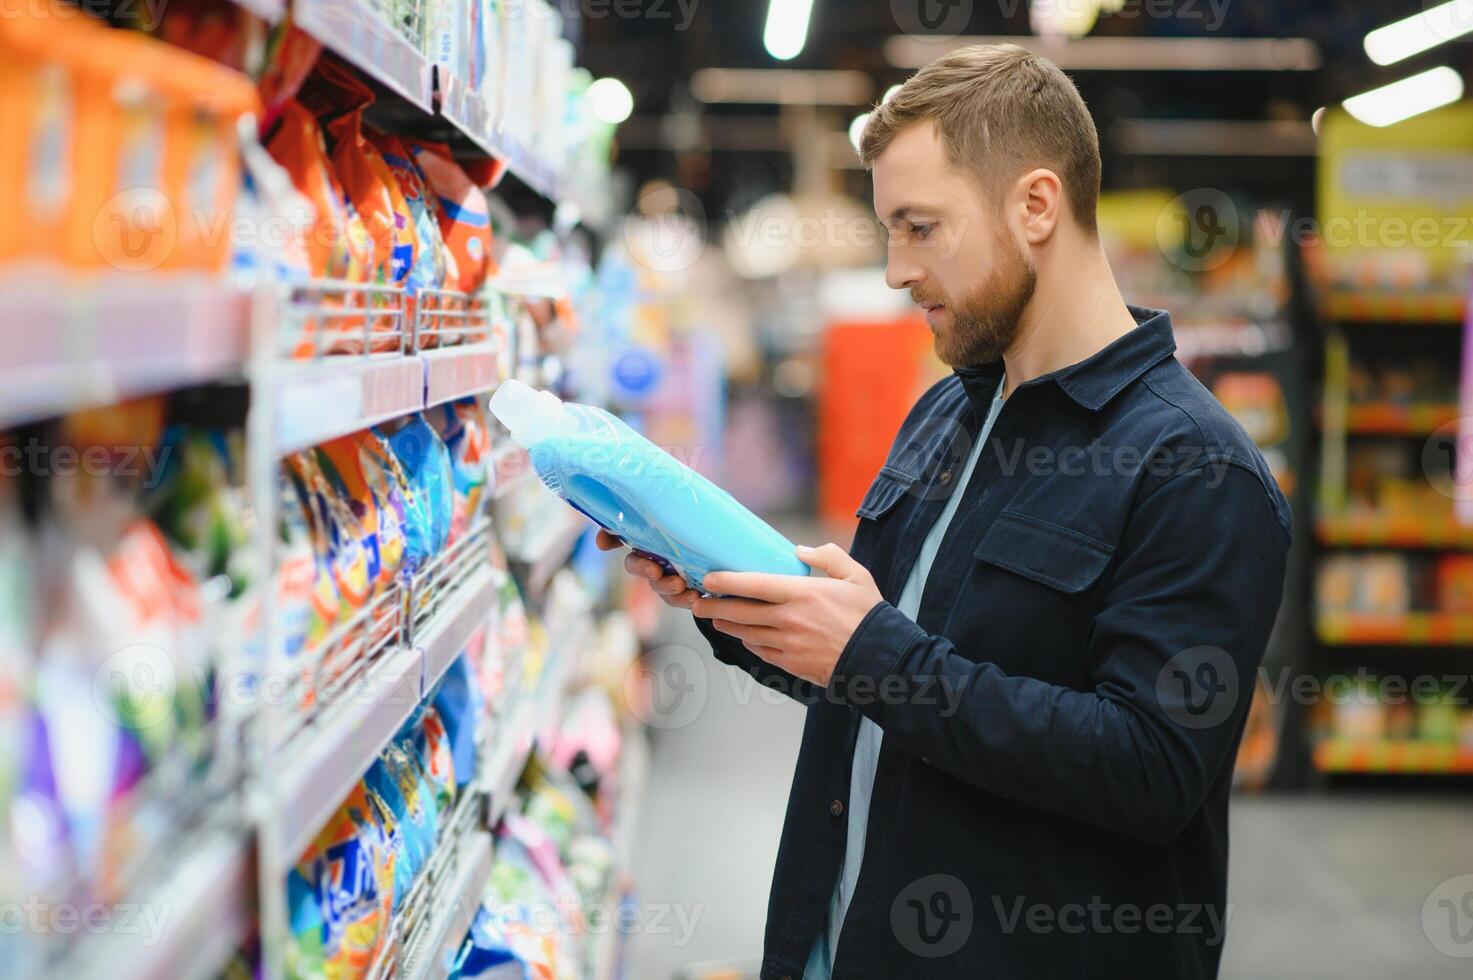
[860,43,1101,235]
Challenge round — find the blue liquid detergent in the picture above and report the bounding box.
[489,380,808,594]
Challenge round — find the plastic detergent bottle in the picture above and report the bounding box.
[490,380,809,593]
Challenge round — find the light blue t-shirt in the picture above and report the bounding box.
[805,379,1005,978]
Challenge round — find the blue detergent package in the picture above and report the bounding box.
[489,380,808,593]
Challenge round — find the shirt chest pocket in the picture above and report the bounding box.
[959,510,1115,681]
[856,464,920,520]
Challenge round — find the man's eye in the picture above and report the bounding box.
[912,223,934,239]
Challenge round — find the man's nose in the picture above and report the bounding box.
[885,255,923,291]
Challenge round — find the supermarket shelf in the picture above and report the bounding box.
[1343,403,1459,435]
[424,343,502,408]
[1322,288,1466,324]
[274,545,498,858]
[415,564,497,692]
[0,272,251,428]
[294,0,433,110]
[273,642,424,859]
[401,828,494,980]
[436,70,563,201]
[482,692,539,828]
[527,510,592,595]
[1313,738,1473,774]
[60,829,253,980]
[1316,611,1473,646]
[1316,513,1473,549]
[272,354,426,454]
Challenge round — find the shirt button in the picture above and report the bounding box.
[939,469,954,485]
[830,799,844,817]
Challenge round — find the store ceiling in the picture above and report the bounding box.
[578,0,1469,217]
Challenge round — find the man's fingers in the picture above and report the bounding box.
[624,552,665,581]
[595,529,625,552]
[711,618,783,645]
[651,573,691,596]
[693,595,783,627]
[663,589,699,610]
[796,542,863,581]
[701,570,800,603]
[742,641,786,662]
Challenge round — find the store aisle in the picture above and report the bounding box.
[629,612,1473,980]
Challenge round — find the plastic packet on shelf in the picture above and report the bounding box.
[284,452,374,685]
[319,433,406,594]
[370,130,449,311]
[266,99,373,356]
[329,109,418,294]
[363,758,414,912]
[279,467,341,706]
[376,735,439,887]
[297,783,393,980]
[146,427,253,597]
[285,856,328,980]
[379,416,454,560]
[408,140,495,295]
[427,398,492,545]
[414,706,457,814]
[431,650,484,790]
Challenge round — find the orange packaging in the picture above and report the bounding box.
[408,140,496,294]
[267,100,368,282]
[328,110,416,353]
[62,26,177,272]
[0,4,107,263]
[329,111,418,293]
[267,99,375,355]
[157,57,259,272]
[258,25,323,123]
[1,4,257,273]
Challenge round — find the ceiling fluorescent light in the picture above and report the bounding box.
[884,35,1320,71]
[765,0,816,61]
[1365,0,1473,66]
[690,69,873,105]
[1343,66,1464,127]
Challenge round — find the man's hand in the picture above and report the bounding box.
[692,544,884,688]
[595,529,700,610]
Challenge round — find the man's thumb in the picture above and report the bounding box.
[796,543,861,580]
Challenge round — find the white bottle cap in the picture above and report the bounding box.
[489,379,571,447]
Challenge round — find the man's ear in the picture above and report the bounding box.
[1016,168,1062,245]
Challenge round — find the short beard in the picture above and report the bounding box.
[931,234,1037,369]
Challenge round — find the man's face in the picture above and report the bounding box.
[872,121,1036,368]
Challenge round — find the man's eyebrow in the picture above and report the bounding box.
[884,205,940,225]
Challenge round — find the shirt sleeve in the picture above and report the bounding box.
[693,614,820,705]
[826,463,1290,844]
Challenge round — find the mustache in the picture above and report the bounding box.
[910,288,946,307]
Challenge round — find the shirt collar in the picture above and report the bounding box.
[955,305,1177,414]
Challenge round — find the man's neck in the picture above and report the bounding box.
[999,242,1138,399]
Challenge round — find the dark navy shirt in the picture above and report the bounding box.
[695,307,1292,980]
